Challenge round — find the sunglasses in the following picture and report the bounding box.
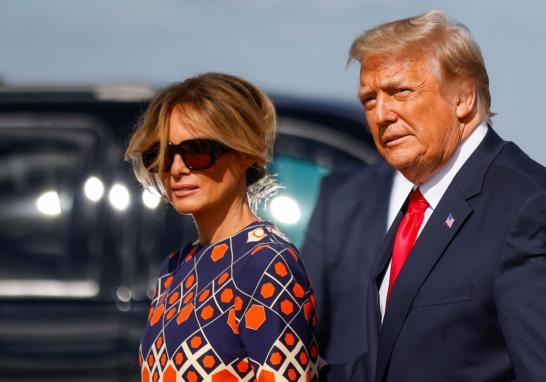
[142,139,232,172]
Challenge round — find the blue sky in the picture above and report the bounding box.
[1,0,545,163]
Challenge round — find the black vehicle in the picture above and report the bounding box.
[0,86,377,381]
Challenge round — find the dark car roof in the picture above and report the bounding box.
[0,85,366,131]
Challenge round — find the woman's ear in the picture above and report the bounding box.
[235,152,255,170]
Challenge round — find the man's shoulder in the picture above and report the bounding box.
[490,141,546,194]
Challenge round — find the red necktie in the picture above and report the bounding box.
[387,188,429,301]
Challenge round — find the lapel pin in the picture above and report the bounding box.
[445,213,455,228]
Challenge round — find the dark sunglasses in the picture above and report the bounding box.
[142,139,232,172]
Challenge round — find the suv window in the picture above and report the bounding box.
[258,116,375,247]
[0,115,107,298]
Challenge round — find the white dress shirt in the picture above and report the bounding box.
[378,122,489,321]
[387,171,414,230]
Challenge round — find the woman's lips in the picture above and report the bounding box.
[171,184,199,197]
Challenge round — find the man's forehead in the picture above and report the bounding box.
[361,52,424,72]
[359,51,438,85]
[361,53,397,67]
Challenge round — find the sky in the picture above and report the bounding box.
[1,0,545,163]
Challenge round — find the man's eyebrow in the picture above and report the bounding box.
[358,78,412,99]
[379,77,407,90]
[357,87,373,101]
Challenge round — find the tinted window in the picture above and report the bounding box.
[0,115,106,298]
[258,116,376,247]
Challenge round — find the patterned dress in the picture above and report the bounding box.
[139,221,319,382]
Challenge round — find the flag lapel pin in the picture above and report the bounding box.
[445,213,455,228]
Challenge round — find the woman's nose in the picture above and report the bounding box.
[170,153,190,175]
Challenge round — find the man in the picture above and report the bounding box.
[322,10,546,381]
[302,162,411,364]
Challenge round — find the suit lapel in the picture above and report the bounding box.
[374,188,472,382]
[372,128,506,382]
[365,163,397,243]
[361,167,400,382]
[367,207,405,382]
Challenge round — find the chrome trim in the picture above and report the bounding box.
[278,117,378,163]
[0,280,99,298]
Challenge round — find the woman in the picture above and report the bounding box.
[126,73,319,382]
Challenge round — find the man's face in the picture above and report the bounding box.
[359,52,463,184]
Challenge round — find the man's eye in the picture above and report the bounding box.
[397,88,411,96]
[362,96,376,106]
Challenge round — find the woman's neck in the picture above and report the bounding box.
[193,195,258,245]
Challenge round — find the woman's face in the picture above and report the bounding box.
[161,107,251,216]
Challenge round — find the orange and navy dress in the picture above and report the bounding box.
[139,221,319,382]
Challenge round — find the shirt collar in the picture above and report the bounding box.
[419,122,489,209]
[388,170,414,229]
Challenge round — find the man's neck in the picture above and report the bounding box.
[418,121,489,210]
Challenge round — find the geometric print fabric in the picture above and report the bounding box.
[139,221,319,381]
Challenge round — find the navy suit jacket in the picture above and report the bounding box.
[302,162,395,363]
[323,128,546,381]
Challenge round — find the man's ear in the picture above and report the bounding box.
[456,81,478,120]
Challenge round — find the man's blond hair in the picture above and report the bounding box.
[349,10,494,123]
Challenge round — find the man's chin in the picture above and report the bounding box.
[384,157,425,184]
[383,154,416,172]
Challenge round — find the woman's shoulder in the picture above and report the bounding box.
[231,221,309,292]
[231,221,301,262]
[233,219,295,247]
[157,240,197,276]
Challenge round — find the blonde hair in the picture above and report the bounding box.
[349,10,494,123]
[125,72,279,205]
